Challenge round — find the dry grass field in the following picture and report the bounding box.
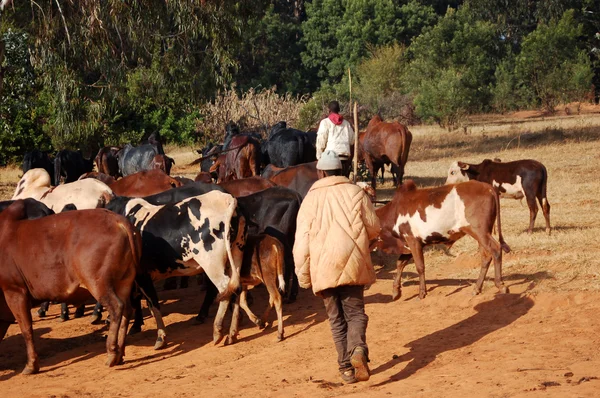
[1,109,600,397]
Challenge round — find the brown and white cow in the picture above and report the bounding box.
[13,168,114,211]
[213,234,286,346]
[0,203,141,374]
[445,159,551,234]
[372,180,511,301]
[150,154,175,176]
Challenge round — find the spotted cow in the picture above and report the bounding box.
[446,159,551,234]
[119,191,246,349]
[373,180,511,301]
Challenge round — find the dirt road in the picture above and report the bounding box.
[2,258,599,397]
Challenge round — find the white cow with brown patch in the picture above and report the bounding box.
[13,168,114,211]
[446,159,551,234]
[372,180,510,300]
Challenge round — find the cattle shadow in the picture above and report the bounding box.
[371,294,534,386]
[0,326,108,381]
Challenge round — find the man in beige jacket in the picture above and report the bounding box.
[293,150,381,384]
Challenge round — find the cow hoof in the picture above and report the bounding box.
[418,293,427,300]
[90,313,103,325]
[37,309,46,318]
[74,308,85,318]
[472,288,482,296]
[21,364,39,375]
[224,335,237,346]
[194,315,206,324]
[213,332,224,346]
[499,285,509,294]
[256,320,266,329]
[105,353,119,367]
[59,315,69,322]
[154,336,167,350]
[277,333,284,342]
[128,325,142,335]
[283,296,297,304]
[391,290,401,302]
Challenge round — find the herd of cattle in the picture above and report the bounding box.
[0,116,551,375]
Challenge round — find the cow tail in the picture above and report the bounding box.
[540,164,549,205]
[218,196,242,301]
[493,186,511,253]
[119,222,142,275]
[274,240,286,293]
[54,155,61,186]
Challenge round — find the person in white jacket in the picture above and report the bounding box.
[316,101,355,177]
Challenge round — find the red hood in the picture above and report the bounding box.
[328,113,344,125]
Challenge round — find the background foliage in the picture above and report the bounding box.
[0,0,598,164]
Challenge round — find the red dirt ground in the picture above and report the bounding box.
[2,258,599,397]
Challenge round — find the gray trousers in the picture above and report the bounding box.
[321,285,369,371]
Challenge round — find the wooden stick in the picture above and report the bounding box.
[353,101,359,183]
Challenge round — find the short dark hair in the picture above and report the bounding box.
[328,101,340,114]
[324,169,341,177]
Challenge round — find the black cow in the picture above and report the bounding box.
[0,198,54,219]
[262,121,316,168]
[22,150,55,185]
[54,150,94,184]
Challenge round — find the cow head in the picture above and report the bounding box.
[445,161,472,185]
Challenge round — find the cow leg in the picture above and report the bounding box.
[213,299,229,345]
[37,301,49,318]
[100,289,124,367]
[225,294,241,346]
[135,274,167,349]
[91,302,104,324]
[196,278,218,323]
[261,278,284,342]
[470,234,508,295]
[392,254,413,301]
[239,289,261,327]
[538,194,551,235]
[364,156,376,190]
[74,303,85,318]
[4,290,39,374]
[0,320,10,342]
[129,295,143,334]
[116,289,133,365]
[525,191,538,234]
[473,244,493,295]
[406,237,427,299]
[60,303,70,321]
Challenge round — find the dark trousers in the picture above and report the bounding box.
[321,285,369,371]
[340,158,352,178]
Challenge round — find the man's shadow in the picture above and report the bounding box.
[371,293,534,386]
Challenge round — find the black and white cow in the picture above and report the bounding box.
[446,159,551,234]
[121,190,246,349]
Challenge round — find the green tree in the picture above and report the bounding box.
[515,10,594,112]
[407,6,504,126]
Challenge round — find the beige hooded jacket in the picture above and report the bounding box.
[293,176,381,295]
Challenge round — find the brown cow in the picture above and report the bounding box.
[362,115,412,189]
[213,234,285,346]
[110,169,182,197]
[357,131,397,185]
[209,154,229,183]
[372,180,510,301]
[194,171,214,184]
[219,176,276,197]
[94,146,122,178]
[150,154,175,176]
[446,159,551,234]
[0,203,141,374]
[267,161,318,199]
[79,171,117,186]
[222,135,261,182]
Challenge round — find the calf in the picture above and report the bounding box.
[150,154,175,176]
[95,146,122,179]
[213,233,286,346]
[110,169,182,197]
[373,180,510,301]
[0,203,140,374]
[446,159,551,234]
[54,149,94,184]
[119,191,246,349]
[13,169,114,212]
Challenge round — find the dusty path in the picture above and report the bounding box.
[2,261,599,397]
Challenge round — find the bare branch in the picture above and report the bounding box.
[54,0,72,47]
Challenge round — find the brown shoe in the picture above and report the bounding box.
[351,347,370,382]
[340,368,357,384]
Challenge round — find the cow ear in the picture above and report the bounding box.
[457,161,469,170]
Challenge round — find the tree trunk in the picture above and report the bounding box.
[0,37,4,99]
